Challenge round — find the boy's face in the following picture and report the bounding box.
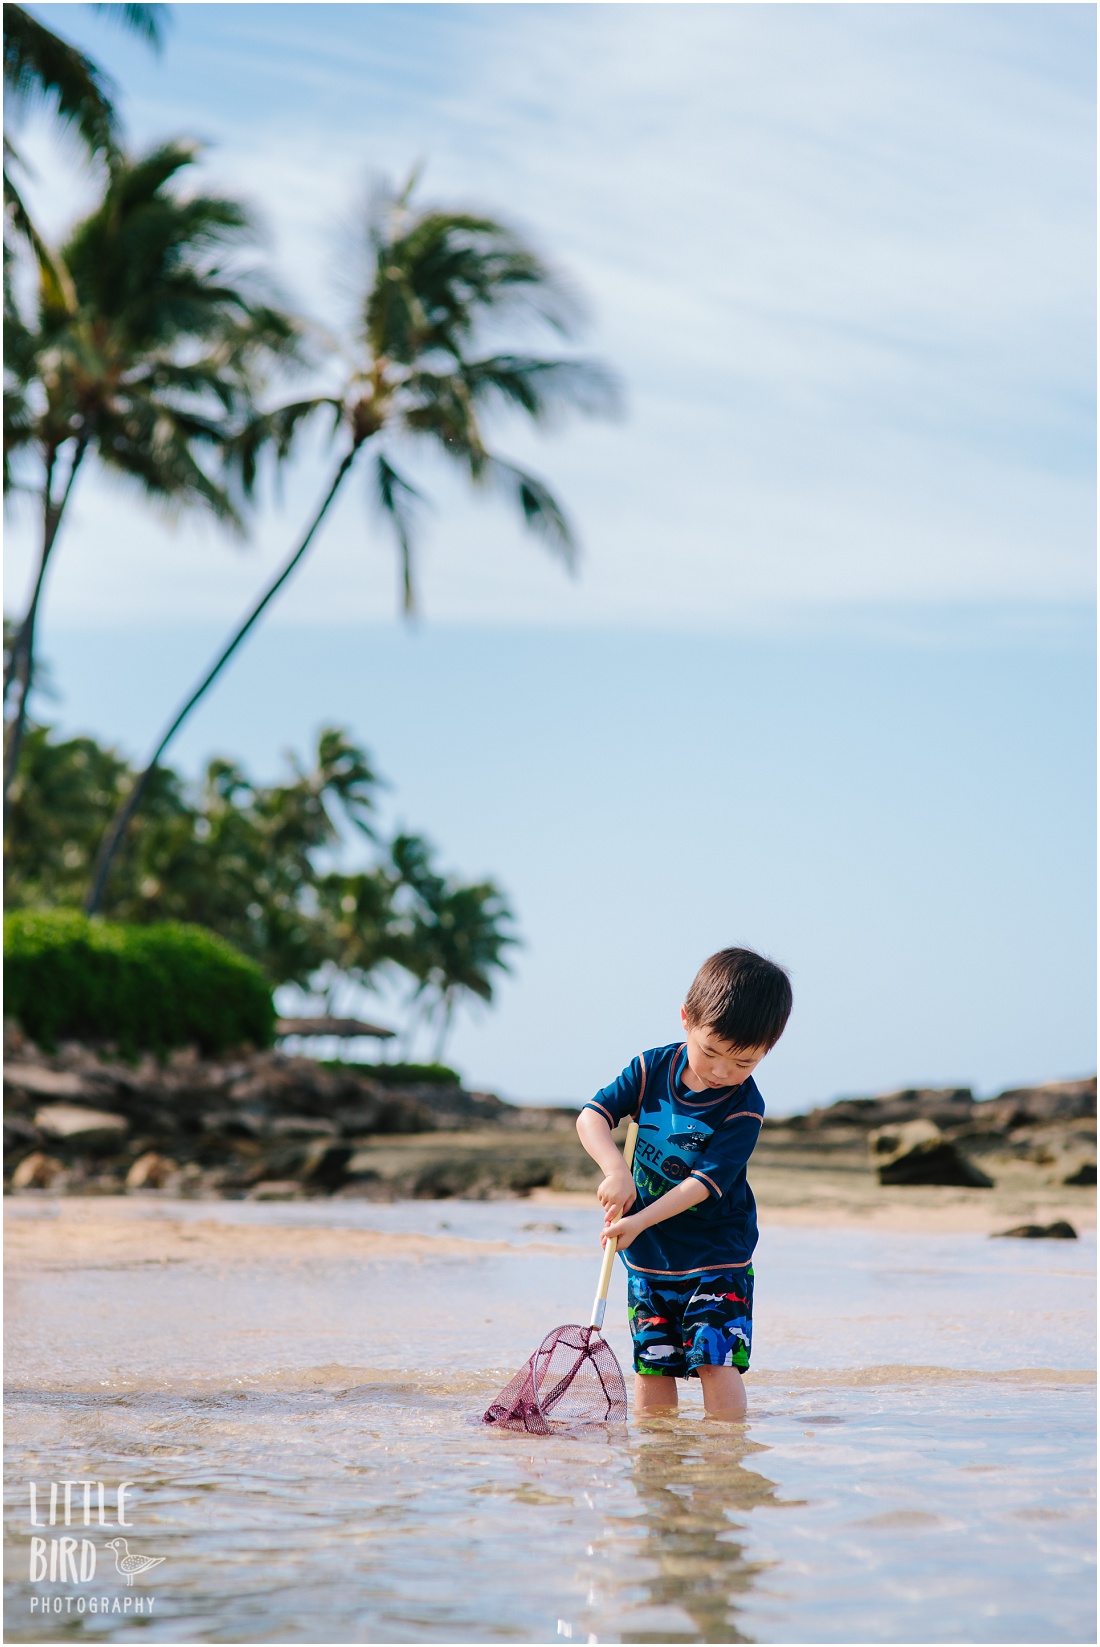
[679,1005,768,1089]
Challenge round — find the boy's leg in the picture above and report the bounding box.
[627,1271,688,1411]
[683,1266,754,1419]
[634,1371,679,1414]
[697,1365,747,1419]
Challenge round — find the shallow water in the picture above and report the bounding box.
[4,1201,1095,1643]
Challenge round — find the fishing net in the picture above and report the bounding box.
[482,1323,627,1434]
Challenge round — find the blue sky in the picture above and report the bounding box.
[6,4,1095,1109]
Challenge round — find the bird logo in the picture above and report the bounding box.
[104,1537,165,1586]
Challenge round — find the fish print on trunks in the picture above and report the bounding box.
[627,1267,755,1377]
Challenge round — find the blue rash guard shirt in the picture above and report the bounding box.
[582,1042,765,1278]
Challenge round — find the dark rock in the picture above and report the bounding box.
[506,1163,554,1193]
[805,1088,976,1132]
[992,1221,1078,1240]
[411,1158,485,1198]
[299,1142,355,1190]
[1062,1161,1096,1186]
[374,1097,437,1134]
[201,1109,267,1138]
[240,1143,310,1183]
[798,1077,1096,1140]
[878,1144,993,1188]
[333,1102,384,1135]
[871,1122,994,1188]
[970,1078,1096,1132]
[337,1165,384,1194]
[4,1113,41,1148]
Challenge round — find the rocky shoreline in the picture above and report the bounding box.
[2,1033,591,1200]
[3,1032,1095,1206]
[764,1078,1096,1187]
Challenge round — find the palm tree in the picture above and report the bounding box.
[103,726,382,986]
[83,175,619,914]
[4,4,164,156]
[391,833,517,1059]
[3,139,301,807]
[4,4,166,263]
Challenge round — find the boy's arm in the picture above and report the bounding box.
[600,1177,709,1250]
[576,1109,637,1220]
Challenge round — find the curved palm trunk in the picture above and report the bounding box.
[432,993,456,1062]
[83,443,362,916]
[3,436,88,810]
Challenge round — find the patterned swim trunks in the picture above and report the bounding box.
[626,1267,754,1378]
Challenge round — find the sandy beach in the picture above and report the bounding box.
[3,1195,574,1269]
[5,1159,1095,1276]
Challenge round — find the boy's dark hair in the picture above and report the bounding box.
[684,948,792,1050]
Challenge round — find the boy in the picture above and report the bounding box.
[576,947,792,1420]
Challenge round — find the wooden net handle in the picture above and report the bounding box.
[590,1117,639,1329]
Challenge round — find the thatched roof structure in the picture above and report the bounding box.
[274,1016,395,1041]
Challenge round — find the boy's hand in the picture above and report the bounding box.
[597,1167,636,1222]
[600,1176,710,1252]
[601,1211,644,1252]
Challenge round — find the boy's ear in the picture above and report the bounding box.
[679,1004,689,1031]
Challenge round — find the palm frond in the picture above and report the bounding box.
[374,452,423,615]
[391,832,446,905]
[399,210,581,340]
[461,354,621,422]
[3,162,77,313]
[3,3,117,155]
[401,387,484,475]
[486,457,576,566]
[363,192,584,363]
[228,397,339,496]
[88,4,168,48]
[95,138,200,216]
[93,396,244,528]
[313,725,381,836]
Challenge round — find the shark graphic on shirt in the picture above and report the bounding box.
[635,1095,715,1189]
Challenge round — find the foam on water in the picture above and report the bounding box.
[4,1201,1095,1642]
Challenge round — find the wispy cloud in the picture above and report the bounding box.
[10,2,1095,633]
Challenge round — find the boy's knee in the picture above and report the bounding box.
[697,1364,747,1418]
[634,1371,679,1411]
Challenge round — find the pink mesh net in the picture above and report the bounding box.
[482,1324,627,1433]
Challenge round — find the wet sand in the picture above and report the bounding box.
[3,1198,579,1269]
[5,1160,1095,1277]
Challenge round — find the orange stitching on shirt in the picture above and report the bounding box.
[584,1100,616,1125]
[622,1255,754,1275]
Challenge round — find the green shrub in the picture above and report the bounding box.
[321,1059,461,1087]
[4,909,275,1054]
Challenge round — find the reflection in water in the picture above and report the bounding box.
[622,1422,781,1643]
